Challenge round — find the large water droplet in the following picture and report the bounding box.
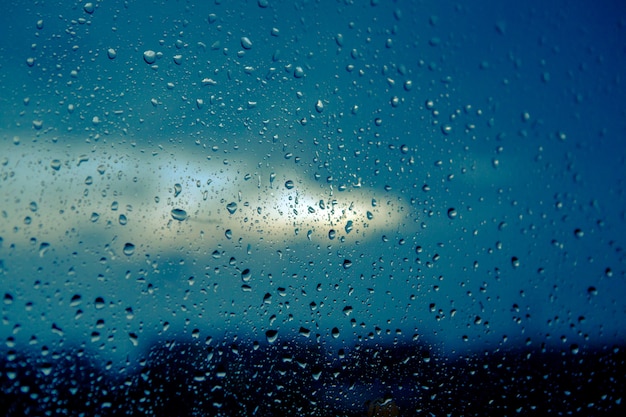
[171,208,188,221]
[240,37,253,50]
[226,202,237,214]
[174,183,182,197]
[241,268,251,282]
[123,243,135,256]
[266,330,278,344]
[143,50,156,64]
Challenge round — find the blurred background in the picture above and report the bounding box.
[1,0,625,415]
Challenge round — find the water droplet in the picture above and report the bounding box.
[511,256,520,268]
[143,50,156,64]
[343,259,352,269]
[119,214,127,225]
[83,2,95,14]
[4,293,14,305]
[40,363,53,376]
[171,208,188,221]
[328,229,336,240]
[447,208,457,219]
[94,297,105,309]
[262,293,272,304]
[226,202,238,214]
[299,327,311,338]
[331,327,340,338]
[335,33,344,46]
[344,220,353,234]
[266,330,278,344]
[174,183,182,197]
[284,180,294,190]
[107,48,117,59]
[294,66,305,78]
[50,159,61,170]
[123,243,135,256]
[342,306,353,316]
[240,37,253,50]
[70,294,82,307]
[315,100,324,113]
[90,212,99,222]
[173,54,182,65]
[39,242,50,257]
[241,269,251,282]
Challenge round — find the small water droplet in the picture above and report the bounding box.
[285,180,294,190]
[447,208,457,219]
[107,48,117,59]
[83,2,95,14]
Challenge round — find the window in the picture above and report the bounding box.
[1,1,624,415]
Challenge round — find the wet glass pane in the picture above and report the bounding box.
[1,1,625,415]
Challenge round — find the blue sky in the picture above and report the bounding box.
[1,0,625,370]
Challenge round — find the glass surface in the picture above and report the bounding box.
[1,0,625,415]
